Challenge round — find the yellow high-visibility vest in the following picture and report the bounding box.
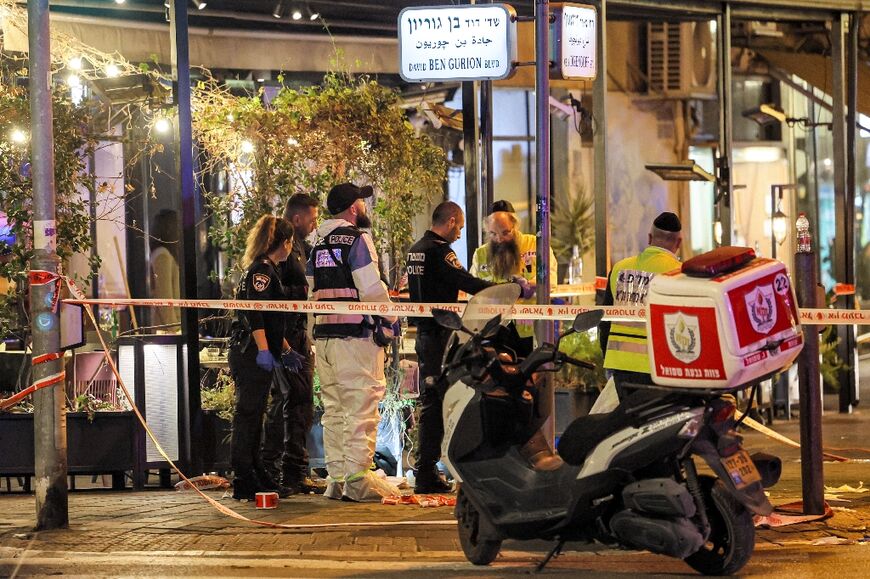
[603,246,681,373]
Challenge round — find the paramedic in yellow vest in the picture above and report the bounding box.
[470,207,557,356]
[599,212,682,396]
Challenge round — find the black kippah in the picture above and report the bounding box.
[653,212,681,232]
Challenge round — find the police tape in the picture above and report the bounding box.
[64,297,870,325]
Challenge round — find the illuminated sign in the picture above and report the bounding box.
[552,3,597,80]
[398,4,517,82]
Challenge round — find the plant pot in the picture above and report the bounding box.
[200,409,232,473]
[0,411,136,487]
[554,388,600,437]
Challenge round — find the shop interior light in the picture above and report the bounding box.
[154,117,172,134]
[272,1,285,19]
[645,161,715,182]
[772,208,788,246]
[68,56,83,70]
[291,1,303,20]
[191,1,207,9]
[742,103,787,126]
[105,63,121,78]
[114,0,126,4]
[66,73,82,88]
[307,3,320,20]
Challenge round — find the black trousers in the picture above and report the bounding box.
[228,343,273,482]
[261,330,314,484]
[415,326,452,474]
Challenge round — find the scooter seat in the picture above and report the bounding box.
[557,406,631,466]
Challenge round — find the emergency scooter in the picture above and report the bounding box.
[432,247,801,575]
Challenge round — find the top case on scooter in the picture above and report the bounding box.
[646,248,803,389]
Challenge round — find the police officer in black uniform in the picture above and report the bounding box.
[228,215,301,501]
[406,201,495,493]
[260,194,326,494]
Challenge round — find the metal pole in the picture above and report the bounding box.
[830,12,857,413]
[593,0,608,298]
[481,80,494,211]
[794,248,824,515]
[463,81,481,256]
[770,185,777,260]
[170,0,201,472]
[716,6,733,246]
[534,0,554,443]
[28,0,68,530]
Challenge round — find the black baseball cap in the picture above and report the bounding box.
[327,182,373,216]
[488,200,515,214]
[653,211,682,232]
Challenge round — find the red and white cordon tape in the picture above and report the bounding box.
[5,271,456,530]
[64,297,870,325]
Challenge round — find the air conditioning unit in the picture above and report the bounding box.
[647,21,717,98]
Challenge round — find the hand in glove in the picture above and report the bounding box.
[281,349,306,373]
[511,276,536,299]
[255,349,277,372]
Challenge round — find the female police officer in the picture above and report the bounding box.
[228,215,304,500]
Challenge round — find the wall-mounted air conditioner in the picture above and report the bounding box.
[647,21,717,98]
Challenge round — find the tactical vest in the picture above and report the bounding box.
[603,247,681,373]
[310,226,368,339]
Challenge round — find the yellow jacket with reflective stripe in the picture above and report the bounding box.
[469,233,558,338]
[603,246,681,373]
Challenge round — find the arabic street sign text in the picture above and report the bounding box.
[398,4,517,82]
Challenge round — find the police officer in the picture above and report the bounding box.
[228,215,300,501]
[260,194,326,494]
[306,182,400,502]
[599,211,682,396]
[406,201,496,493]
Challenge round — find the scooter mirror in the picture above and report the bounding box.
[432,308,463,331]
[572,310,604,333]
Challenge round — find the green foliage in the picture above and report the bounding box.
[192,72,446,289]
[551,184,595,264]
[819,325,848,392]
[556,330,606,391]
[69,393,119,422]
[0,84,99,340]
[201,369,236,422]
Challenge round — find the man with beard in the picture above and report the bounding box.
[260,193,327,495]
[306,182,400,502]
[470,209,557,355]
[406,201,500,493]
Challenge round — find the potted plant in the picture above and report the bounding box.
[554,330,606,435]
[200,369,234,473]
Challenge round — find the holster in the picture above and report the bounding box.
[364,316,398,348]
[229,320,252,351]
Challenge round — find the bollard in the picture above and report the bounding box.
[794,249,825,515]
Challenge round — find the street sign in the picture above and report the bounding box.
[551,3,597,80]
[398,4,518,82]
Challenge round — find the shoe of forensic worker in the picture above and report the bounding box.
[342,471,401,502]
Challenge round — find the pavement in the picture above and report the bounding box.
[1,357,869,577]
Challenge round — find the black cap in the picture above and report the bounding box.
[653,211,681,233]
[488,200,515,214]
[327,182,373,216]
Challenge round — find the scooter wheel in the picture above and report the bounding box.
[456,488,502,565]
[684,476,755,576]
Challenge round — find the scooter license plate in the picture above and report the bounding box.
[720,449,762,490]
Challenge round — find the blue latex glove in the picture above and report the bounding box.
[256,349,277,372]
[281,349,306,373]
[512,276,536,299]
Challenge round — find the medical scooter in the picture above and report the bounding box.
[433,273,788,575]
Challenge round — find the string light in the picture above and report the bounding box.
[105,63,121,78]
[240,140,255,154]
[67,56,83,70]
[66,73,82,88]
[9,128,28,145]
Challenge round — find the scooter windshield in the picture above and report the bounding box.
[460,283,521,335]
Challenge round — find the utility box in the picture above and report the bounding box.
[646,248,803,389]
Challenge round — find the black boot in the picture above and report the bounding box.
[232,475,257,501]
[255,468,293,498]
[414,466,454,494]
